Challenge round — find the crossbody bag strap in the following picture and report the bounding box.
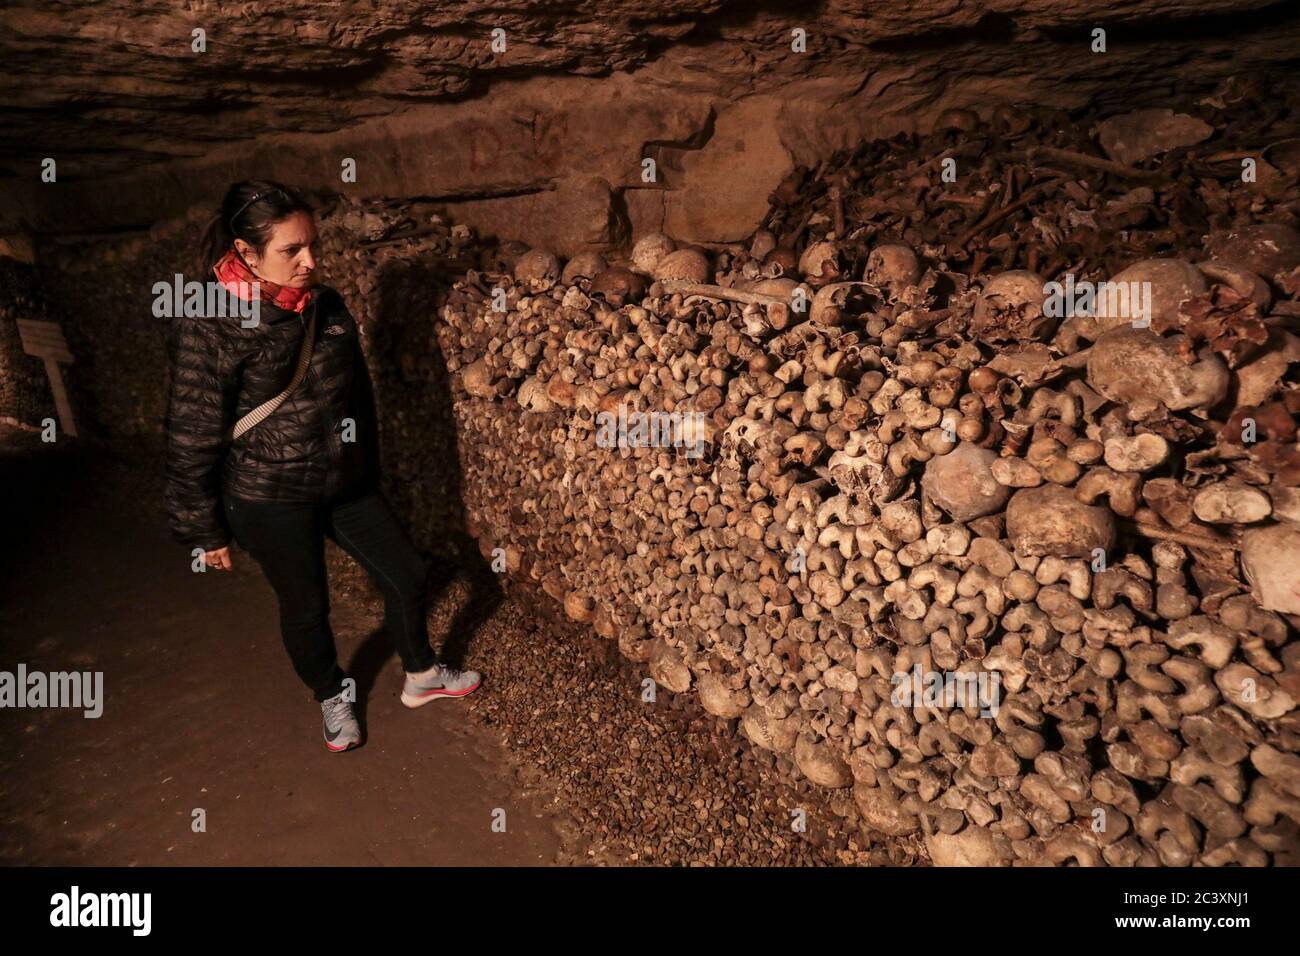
[227,311,317,442]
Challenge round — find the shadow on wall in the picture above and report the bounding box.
[363,253,503,671]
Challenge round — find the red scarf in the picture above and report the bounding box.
[212,248,315,313]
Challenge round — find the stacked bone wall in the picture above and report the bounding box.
[435,90,1300,866]
[0,255,59,431]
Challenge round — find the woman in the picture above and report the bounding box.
[163,180,481,753]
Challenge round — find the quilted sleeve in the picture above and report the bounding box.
[163,315,234,551]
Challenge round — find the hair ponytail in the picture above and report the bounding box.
[199,213,237,276]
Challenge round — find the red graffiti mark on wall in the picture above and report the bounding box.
[468,126,504,172]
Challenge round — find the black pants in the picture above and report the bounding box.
[223,488,438,701]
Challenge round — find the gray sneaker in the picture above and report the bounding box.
[400,662,482,708]
[321,690,362,752]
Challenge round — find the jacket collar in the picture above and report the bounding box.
[210,283,336,328]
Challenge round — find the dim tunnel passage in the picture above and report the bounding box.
[4,0,1300,870]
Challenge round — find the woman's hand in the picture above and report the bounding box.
[205,546,233,571]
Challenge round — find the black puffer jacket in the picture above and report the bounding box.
[164,285,381,552]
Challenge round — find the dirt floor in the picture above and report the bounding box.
[0,426,580,865]
[0,425,878,867]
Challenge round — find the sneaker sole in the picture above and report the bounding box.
[324,736,361,752]
[400,679,482,708]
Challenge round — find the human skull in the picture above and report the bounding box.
[653,248,710,283]
[864,243,922,296]
[589,267,648,307]
[828,443,904,503]
[721,416,773,469]
[798,241,842,286]
[631,233,677,275]
[970,270,1051,343]
[561,252,608,285]
[513,248,561,289]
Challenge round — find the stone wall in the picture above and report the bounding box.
[4,2,1300,252]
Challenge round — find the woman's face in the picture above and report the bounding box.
[236,211,318,288]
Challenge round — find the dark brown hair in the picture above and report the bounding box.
[199,180,315,275]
